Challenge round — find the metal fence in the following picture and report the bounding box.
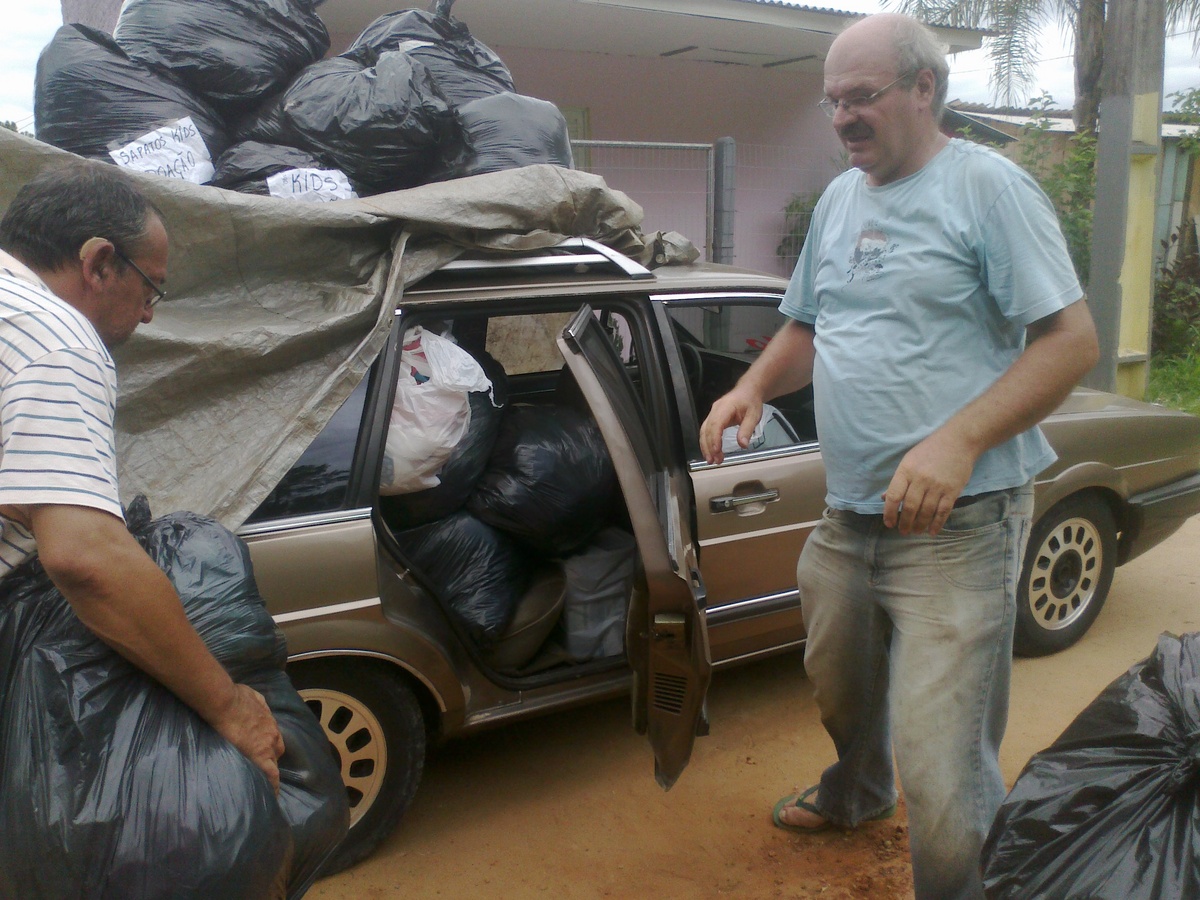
[570,139,715,260]
[570,138,842,276]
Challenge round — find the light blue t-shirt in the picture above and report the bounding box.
[780,139,1082,512]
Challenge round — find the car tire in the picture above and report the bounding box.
[289,659,426,874]
[1015,494,1117,657]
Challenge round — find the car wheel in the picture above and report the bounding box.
[289,659,426,874]
[1015,494,1117,657]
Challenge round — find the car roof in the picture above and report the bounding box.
[402,239,790,306]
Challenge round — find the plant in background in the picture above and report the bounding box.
[1152,227,1200,359]
[1165,86,1200,159]
[1015,94,1096,284]
[776,190,822,275]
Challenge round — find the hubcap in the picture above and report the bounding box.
[1027,516,1102,631]
[301,688,387,828]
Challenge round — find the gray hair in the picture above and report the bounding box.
[890,16,951,121]
[0,161,161,272]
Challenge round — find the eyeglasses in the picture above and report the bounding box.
[112,246,165,308]
[819,73,911,118]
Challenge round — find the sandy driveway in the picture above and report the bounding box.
[308,516,1200,899]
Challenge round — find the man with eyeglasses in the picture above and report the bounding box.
[0,162,285,793]
[700,13,1098,899]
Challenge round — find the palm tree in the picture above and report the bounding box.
[889,0,1200,133]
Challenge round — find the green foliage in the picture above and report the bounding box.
[1166,87,1200,158]
[1015,94,1096,284]
[1147,351,1200,416]
[0,121,18,132]
[775,190,822,275]
[1152,228,1200,358]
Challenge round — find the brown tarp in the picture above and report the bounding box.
[0,128,692,526]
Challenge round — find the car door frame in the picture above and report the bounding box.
[558,304,712,789]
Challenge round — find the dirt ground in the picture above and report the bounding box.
[309,517,1200,900]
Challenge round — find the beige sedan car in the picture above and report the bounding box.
[239,241,1200,872]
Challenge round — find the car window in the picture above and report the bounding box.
[246,375,371,522]
[484,309,635,375]
[663,300,817,458]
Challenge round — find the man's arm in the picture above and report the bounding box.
[883,298,1100,535]
[699,318,816,464]
[26,503,286,790]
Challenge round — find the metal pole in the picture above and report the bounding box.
[712,137,736,265]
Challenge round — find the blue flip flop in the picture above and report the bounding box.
[772,784,831,834]
[772,785,898,834]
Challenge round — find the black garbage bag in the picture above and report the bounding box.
[380,351,508,530]
[232,88,299,146]
[982,632,1200,899]
[0,498,349,900]
[35,24,229,180]
[343,8,514,105]
[436,92,574,181]
[114,0,329,116]
[211,141,358,200]
[393,510,532,647]
[281,53,462,194]
[468,404,617,556]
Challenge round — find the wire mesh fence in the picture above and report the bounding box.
[735,142,844,277]
[571,140,713,260]
[570,139,842,276]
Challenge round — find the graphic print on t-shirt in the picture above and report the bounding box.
[847,221,897,283]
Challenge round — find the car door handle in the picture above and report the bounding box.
[709,489,780,512]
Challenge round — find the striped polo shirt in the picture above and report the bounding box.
[0,249,123,579]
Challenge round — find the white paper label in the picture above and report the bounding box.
[266,168,358,202]
[109,117,214,184]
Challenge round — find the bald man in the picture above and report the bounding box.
[700,14,1098,898]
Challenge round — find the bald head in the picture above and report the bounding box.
[829,13,950,121]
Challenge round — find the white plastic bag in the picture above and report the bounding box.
[379,327,493,495]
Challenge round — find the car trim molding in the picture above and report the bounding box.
[688,443,820,470]
[699,519,821,546]
[272,596,382,624]
[239,507,373,537]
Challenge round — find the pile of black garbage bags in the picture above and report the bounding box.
[34,0,574,199]
[0,498,349,899]
[380,341,629,668]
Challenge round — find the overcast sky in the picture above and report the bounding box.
[3,1,1198,130]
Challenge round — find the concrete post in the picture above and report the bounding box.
[1084,0,1164,395]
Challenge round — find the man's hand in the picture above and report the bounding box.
[699,386,763,465]
[211,684,286,793]
[882,429,976,535]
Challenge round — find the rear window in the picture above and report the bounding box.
[245,376,370,522]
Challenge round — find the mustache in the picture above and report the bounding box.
[838,123,873,142]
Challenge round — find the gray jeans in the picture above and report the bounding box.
[796,482,1034,900]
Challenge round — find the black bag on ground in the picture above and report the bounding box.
[113,0,329,116]
[392,510,532,647]
[35,25,229,175]
[380,351,508,530]
[343,8,514,105]
[0,499,348,900]
[436,91,574,181]
[468,404,616,556]
[281,53,461,193]
[982,632,1200,899]
[211,141,357,199]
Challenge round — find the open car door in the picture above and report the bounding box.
[558,306,712,789]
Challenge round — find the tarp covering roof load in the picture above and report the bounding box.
[0,128,670,528]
